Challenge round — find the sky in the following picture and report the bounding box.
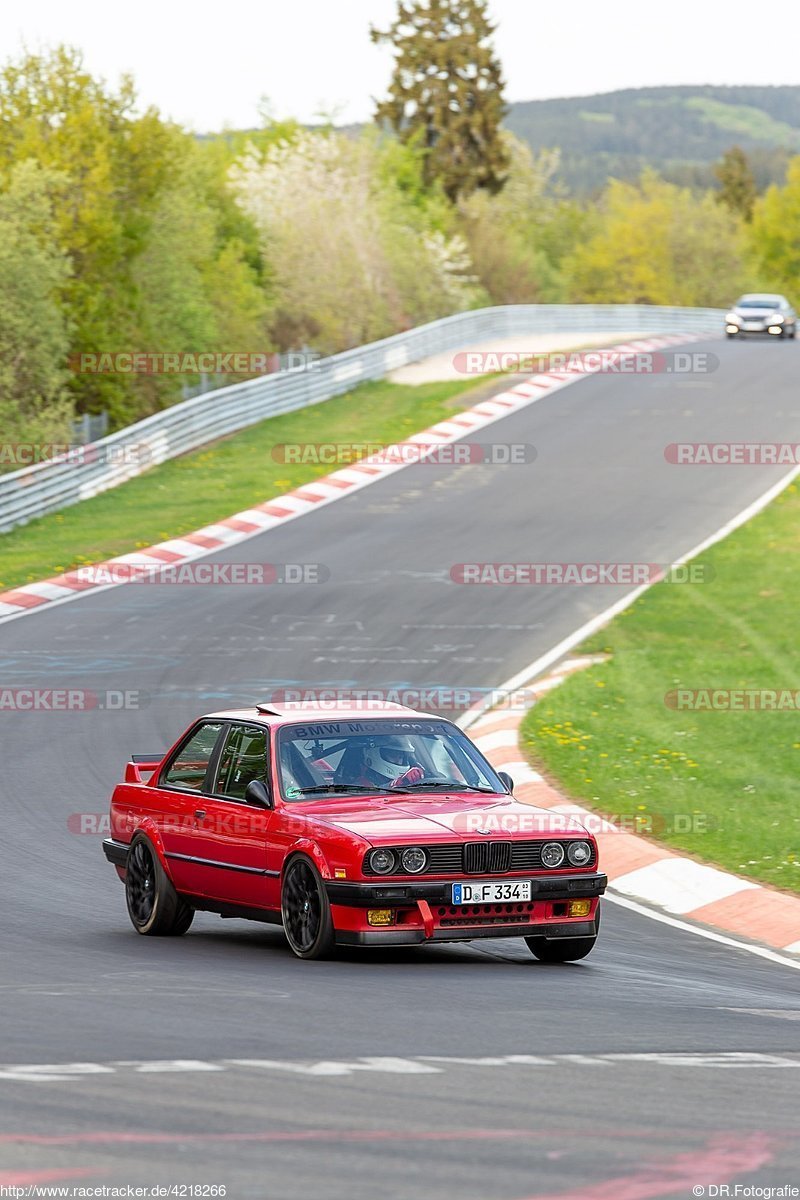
[2,0,798,131]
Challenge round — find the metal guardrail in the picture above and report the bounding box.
[0,304,724,533]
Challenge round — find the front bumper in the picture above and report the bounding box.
[326,872,607,907]
[337,919,597,946]
[328,872,605,946]
[728,323,787,335]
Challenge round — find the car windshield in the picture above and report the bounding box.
[736,298,782,309]
[276,717,506,801]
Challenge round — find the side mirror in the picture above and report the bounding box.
[245,779,272,808]
[497,771,515,794]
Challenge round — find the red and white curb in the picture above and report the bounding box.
[469,660,800,958]
[0,335,698,623]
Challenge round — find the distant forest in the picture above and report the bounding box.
[505,85,800,193]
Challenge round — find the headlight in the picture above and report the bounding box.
[369,848,397,875]
[541,842,565,868]
[400,846,428,874]
[770,313,785,323]
[725,312,740,323]
[567,840,592,866]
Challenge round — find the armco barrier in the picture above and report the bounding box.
[0,304,723,532]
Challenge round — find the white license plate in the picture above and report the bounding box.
[744,322,762,330]
[452,879,531,904]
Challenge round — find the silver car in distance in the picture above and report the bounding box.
[725,294,797,339]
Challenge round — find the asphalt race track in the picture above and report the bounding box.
[2,337,800,1198]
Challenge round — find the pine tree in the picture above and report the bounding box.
[714,146,757,222]
[371,0,509,204]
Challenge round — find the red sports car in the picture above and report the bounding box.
[103,702,606,961]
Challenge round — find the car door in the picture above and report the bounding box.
[183,722,280,910]
[154,720,226,895]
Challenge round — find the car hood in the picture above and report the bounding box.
[304,794,588,842]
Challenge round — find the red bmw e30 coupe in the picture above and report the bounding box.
[103,701,606,961]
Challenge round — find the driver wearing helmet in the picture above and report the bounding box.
[338,735,424,789]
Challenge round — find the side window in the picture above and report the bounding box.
[161,723,223,792]
[214,725,268,801]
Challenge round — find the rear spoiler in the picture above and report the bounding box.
[124,754,164,784]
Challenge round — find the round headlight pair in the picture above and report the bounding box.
[541,840,592,868]
[369,846,428,875]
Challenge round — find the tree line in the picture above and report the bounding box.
[1,7,799,461]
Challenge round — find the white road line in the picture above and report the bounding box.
[1,1051,799,1083]
[604,893,800,972]
[226,1056,441,1077]
[722,1009,800,1020]
[115,1059,225,1072]
[0,1063,117,1082]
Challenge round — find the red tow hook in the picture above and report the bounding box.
[417,898,435,939]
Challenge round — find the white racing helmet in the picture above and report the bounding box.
[366,735,416,781]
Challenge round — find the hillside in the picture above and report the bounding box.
[211,85,800,197]
[505,85,800,193]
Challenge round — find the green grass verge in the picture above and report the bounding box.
[520,482,800,895]
[0,376,495,592]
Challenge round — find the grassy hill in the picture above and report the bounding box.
[505,85,800,194]
[212,85,800,197]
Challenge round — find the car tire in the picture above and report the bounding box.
[281,856,336,960]
[125,833,195,937]
[525,905,600,963]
